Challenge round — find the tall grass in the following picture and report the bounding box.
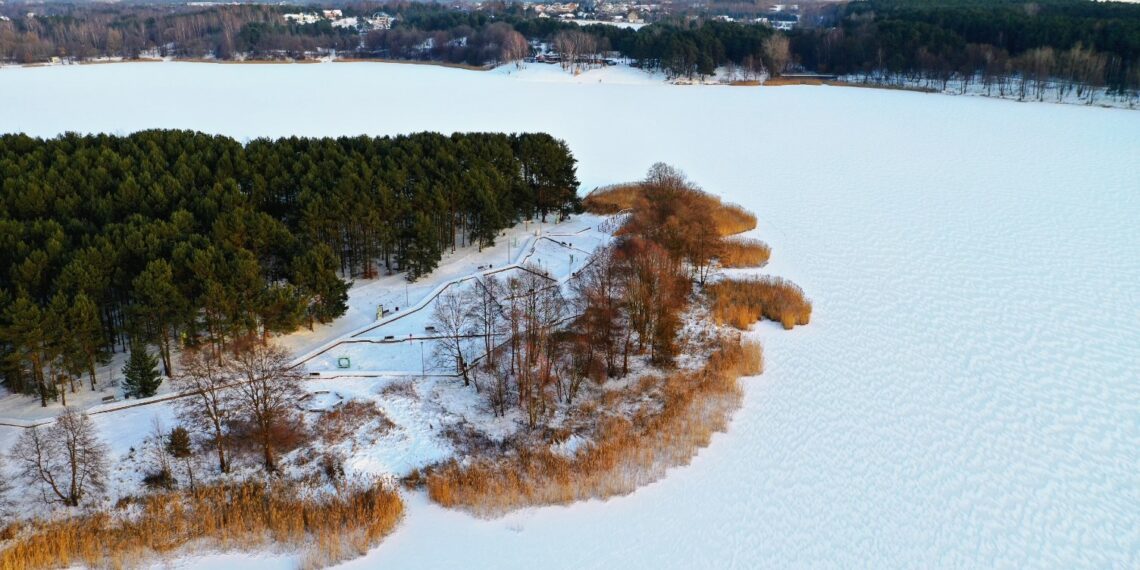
[424,337,763,516]
[0,480,404,570]
[719,238,772,268]
[582,184,644,214]
[708,277,813,330]
[584,183,756,236]
[710,203,757,236]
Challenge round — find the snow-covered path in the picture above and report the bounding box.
[1,62,1138,568]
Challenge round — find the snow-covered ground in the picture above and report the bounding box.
[0,62,1138,568]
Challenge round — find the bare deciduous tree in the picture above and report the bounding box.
[0,452,12,515]
[552,29,598,73]
[142,416,174,489]
[430,289,476,387]
[470,275,505,369]
[763,34,791,77]
[171,347,233,474]
[229,340,303,472]
[13,407,109,507]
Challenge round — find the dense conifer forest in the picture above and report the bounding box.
[792,0,1140,94]
[0,130,579,402]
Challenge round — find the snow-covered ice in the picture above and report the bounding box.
[0,61,1138,568]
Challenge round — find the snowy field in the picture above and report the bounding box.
[1,62,1139,568]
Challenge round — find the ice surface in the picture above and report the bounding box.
[0,62,1137,568]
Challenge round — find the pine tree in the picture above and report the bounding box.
[166,425,195,490]
[291,244,349,329]
[2,295,48,406]
[403,212,441,281]
[133,259,188,377]
[122,343,161,399]
[68,292,107,391]
[44,293,72,405]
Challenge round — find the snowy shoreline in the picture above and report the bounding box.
[4,58,1135,110]
[0,61,1137,569]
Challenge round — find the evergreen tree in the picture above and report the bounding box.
[44,293,72,405]
[122,343,161,399]
[257,283,306,340]
[133,259,188,376]
[166,425,195,490]
[403,212,442,281]
[1,295,48,406]
[68,292,107,391]
[291,244,349,329]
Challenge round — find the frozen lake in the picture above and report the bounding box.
[2,62,1138,568]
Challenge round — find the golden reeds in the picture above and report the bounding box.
[708,277,812,330]
[424,337,763,517]
[0,480,403,570]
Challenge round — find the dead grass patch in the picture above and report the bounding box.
[424,337,762,516]
[315,401,394,444]
[708,277,812,330]
[380,380,418,399]
[0,480,403,570]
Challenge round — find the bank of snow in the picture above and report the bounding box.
[0,62,1137,569]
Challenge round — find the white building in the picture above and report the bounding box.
[284,12,321,25]
[368,12,395,30]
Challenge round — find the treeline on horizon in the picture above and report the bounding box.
[0,129,579,402]
[792,0,1140,95]
[1,1,1138,92]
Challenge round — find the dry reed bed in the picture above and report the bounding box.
[582,183,643,214]
[719,238,772,268]
[584,183,756,237]
[710,203,757,236]
[0,480,403,570]
[709,277,813,330]
[425,338,763,517]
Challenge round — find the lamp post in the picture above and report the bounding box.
[420,340,425,379]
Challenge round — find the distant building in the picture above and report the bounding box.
[369,12,395,30]
[284,12,321,25]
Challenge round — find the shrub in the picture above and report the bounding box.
[708,277,812,330]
